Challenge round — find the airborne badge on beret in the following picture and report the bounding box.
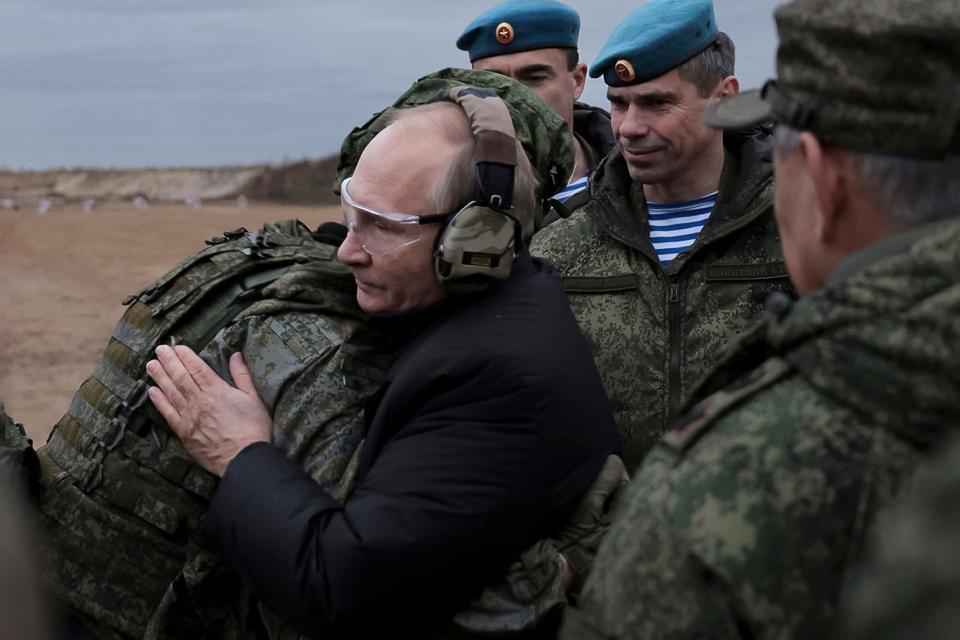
[457,0,580,62]
[495,22,515,45]
[614,59,636,83]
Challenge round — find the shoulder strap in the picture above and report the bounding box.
[43,219,341,519]
[662,357,793,455]
[541,187,593,227]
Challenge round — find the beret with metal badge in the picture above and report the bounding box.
[457,0,580,63]
[590,0,719,87]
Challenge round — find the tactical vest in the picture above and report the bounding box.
[35,220,391,639]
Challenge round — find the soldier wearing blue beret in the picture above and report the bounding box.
[458,0,614,207]
[531,0,792,469]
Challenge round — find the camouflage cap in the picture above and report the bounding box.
[334,67,574,203]
[705,0,960,158]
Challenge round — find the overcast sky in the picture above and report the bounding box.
[0,0,782,169]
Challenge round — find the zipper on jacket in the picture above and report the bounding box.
[668,278,682,424]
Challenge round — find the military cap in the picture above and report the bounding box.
[335,68,573,205]
[590,0,718,87]
[706,0,960,158]
[456,0,580,63]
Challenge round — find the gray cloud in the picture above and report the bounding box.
[0,1,779,169]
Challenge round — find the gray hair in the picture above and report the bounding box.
[392,102,538,240]
[773,124,803,158]
[774,124,960,226]
[677,32,736,97]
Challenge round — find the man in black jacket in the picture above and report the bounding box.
[145,86,619,636]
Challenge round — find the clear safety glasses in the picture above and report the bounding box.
[341,177,450,256]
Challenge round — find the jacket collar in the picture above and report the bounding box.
[573,102,615,170]
[688,216,960,448]
[587,127,774,257]
[827,222,945,287]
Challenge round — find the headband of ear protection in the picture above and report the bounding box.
[430,86,521,294]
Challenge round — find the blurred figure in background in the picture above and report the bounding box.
[0,477,48,640]
[1,316,47,640]
[842,435,960,640]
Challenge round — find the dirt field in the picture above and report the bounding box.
[0,201,341,441]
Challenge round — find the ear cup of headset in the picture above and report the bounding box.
[434,205,518,293]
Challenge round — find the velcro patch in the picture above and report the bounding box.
[704,262,789,281]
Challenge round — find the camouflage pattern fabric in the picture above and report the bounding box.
[33,218,612,639]
[452,454,629,636]
[0,401,39,498]
[841,435,960,640]
[143,261,394,640]
[773,0,960,158]
[706,0,960,160]
[335,67,575,208]
[531,128,792,469]
[562,217,960,639]
[35,221,394,639]
[452,540,566,635]
[28,73,606,636]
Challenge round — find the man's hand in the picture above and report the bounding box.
[146,345,272,477]
[553,454,630,599]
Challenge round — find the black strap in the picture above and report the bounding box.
[475,162,515,209]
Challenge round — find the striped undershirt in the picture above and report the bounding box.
[647,192,718,266]
[554,174,589,202]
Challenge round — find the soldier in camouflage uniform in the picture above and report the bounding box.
[37,219,388,639]
[530,0,793,469]
[563,0,960,637]
[456,0,615,211]
[37,69,613,639]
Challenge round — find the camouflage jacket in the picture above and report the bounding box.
[562,218,960,639]
[531,128,792,468]
[35,221,393,640]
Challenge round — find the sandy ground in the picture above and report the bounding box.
[0,201,341,441]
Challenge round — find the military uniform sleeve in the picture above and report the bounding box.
[561,489,744,640]
[203,358,549,636]
[200,312,375,496]
[564,378,879,639]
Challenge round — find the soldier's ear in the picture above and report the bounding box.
[572,62,588,100]
[799,132,845,245]
[712,75,739,100]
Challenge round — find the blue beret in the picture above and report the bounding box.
[457,0,580,63]
[590,0,719,86]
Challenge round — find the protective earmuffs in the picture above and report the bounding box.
[431,87,521,294]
